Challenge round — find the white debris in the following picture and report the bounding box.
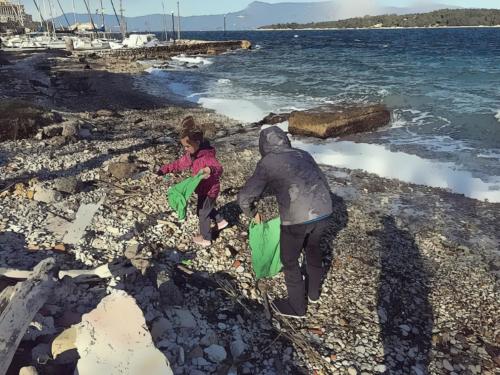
[74,290,172,375]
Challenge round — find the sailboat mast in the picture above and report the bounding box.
[162,1,168,41]
[109,0,122,36]
[56,0,71,28]
[32,0,47,31]
[82,0,98,36]
[41,0,49,34]
[100,0,105,31]
[119,0,126,36]
[171,11,175,43]
[72,0,77,25]
[176,1,180,41]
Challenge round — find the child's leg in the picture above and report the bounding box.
[208,200,224,223]
[197,196,213,241]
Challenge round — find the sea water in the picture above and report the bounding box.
[139,28,500,202]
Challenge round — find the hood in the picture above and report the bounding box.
[259,126,291,156]
[195,141,216,159]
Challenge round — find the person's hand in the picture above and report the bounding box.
[254,213,261,224]
[201,167,211,180]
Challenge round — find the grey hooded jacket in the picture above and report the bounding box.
[238,126,333,226]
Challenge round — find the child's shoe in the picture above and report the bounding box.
[193,235,211,247]
[217,219,229,231]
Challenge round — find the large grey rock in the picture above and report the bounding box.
[0,100,61,141]
[61,121,79,138]
[288,104,391,139]
[204,344,227,363]
[53,176,79,194]
[108,161,138,179]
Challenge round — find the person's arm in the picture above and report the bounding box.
[237,161,268,218]
[158,153,192,175]
[202,159,223,180]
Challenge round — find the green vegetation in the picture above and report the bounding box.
[260,9,500,29]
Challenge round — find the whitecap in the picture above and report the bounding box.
[171,55,213,66]
[217,78,231,85]
[495,110,500,123]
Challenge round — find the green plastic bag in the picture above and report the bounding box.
[249,217,282,280]
[167,173,204,221]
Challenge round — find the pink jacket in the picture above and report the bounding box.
[160,144,222,199]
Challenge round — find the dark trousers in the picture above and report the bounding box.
[197,195,223,240]
[280,218,329,314]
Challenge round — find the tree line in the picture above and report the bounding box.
[260,9,500,29]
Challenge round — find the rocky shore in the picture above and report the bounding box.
[0,49,499,375]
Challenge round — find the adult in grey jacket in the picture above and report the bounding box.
[238,126,332,318]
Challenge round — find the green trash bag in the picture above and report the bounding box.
[249,217,282,280]
[167,172,204,221]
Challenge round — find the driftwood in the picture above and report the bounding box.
[0,258,56,375]
[58,261,137,281]
[0,286,15,314]
[0,268,32,280]
[1,262,137,283]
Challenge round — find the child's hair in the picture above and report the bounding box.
[179,116,204,143]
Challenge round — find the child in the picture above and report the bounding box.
[157,116,228,247]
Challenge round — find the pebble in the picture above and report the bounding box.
[204,344,227,363]
[443,360,454,371]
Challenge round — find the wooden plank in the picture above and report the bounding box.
[0,258,56,375]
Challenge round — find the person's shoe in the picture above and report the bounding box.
[193,235,211,247]
[217,219,229,231]
[270,298,306,319]
[308,296,321,304]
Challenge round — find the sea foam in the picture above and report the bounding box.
[291,139,500,203]
[171,55,213,66]
[495,110,500,123]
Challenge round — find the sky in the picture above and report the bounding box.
[18,0,500,20]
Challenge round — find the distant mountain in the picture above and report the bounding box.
[261,8,500,29]
[52,1,463,32]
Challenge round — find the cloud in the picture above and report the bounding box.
[334,0,382,19]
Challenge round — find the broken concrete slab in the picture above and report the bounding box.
[63,196,105,245]
[74,290,173,375]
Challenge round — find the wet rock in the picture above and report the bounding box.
[257,112,290,126]
[288,104,390,139]
[204,344,227,363]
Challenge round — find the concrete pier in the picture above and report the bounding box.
[94,40,252,61]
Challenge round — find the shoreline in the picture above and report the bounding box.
[257,25,500,31]
[1,50,499,374]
